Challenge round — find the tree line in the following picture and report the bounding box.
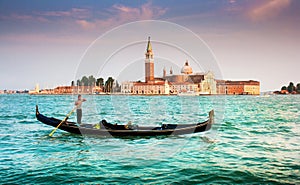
[278,82,300,94]
[71,75,121,93]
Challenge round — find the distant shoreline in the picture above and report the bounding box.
[2,92,300,96]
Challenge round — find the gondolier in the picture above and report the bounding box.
[75,94,86,124]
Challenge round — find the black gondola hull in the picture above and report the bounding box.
[36,106,214,137]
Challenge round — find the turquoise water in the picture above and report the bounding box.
[0,94,299,184]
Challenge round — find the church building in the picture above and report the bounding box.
[121,37,170,95]
[121,37,218,95]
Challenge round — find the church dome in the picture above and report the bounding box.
[181,60,193,74]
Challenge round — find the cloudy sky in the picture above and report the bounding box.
[0,0,299,91]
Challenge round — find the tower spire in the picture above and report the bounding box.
[146,36,152,52]
[145,36,154,83]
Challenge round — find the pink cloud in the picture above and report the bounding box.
[76,20,96,30]
[0,13,49,23]
[0,14,24,21]
[75,2,167,30]
[11,13,33,21]
[0,8,91,25]
[35,8,91,19]
[1,2,167,32]
[0,32,91,45]
[248,0,291,21]
[112,4,139,14]
[38,10,71,17]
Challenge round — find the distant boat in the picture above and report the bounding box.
[177,91,199,96]
[36,106,214,137]
[199,92,211,95]
[257,94,271,98]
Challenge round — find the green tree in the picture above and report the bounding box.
[96,78,104,88]
[88,75,96,86]
[105,77,114,93]
[281,86,287,91]
[287,82,295,93]
[76,80,81,86]
[81,76,89,86]
[297,83,300,93]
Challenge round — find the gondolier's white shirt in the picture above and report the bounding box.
[76,100,83,109]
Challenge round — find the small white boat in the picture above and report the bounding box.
[177,91,199,96]
[199,92,210,95]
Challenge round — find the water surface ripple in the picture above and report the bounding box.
[0,94,299,184]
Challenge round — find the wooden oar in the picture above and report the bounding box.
[49,106,77,137]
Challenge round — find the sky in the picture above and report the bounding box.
[0,0,299,91]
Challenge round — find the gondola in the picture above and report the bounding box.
[36,106,214,137]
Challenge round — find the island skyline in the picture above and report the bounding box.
[0,0,299,91]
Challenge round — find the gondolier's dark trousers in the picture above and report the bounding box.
[77,109,82,124]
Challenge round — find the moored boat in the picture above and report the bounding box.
[36,106,214,137]
[177,91,199,96]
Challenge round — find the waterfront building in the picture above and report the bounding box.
[216,80,260,95]
[243,81,260,95]
[132,80,170,95]
[54,86,75,94]
[29,83,40,94]
[121,80,170,95]
[40,89,55,94]
[199,71,217,95]
[169,82,199,94]
[164,60,196,84]
[163,61,217,95]
[121,37,259,95]
[121,81,133,94]
[216,80,226,94]
[53,86,102,94]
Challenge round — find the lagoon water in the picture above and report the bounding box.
[0,94,299,184]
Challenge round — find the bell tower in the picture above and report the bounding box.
[145,37,154,83]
